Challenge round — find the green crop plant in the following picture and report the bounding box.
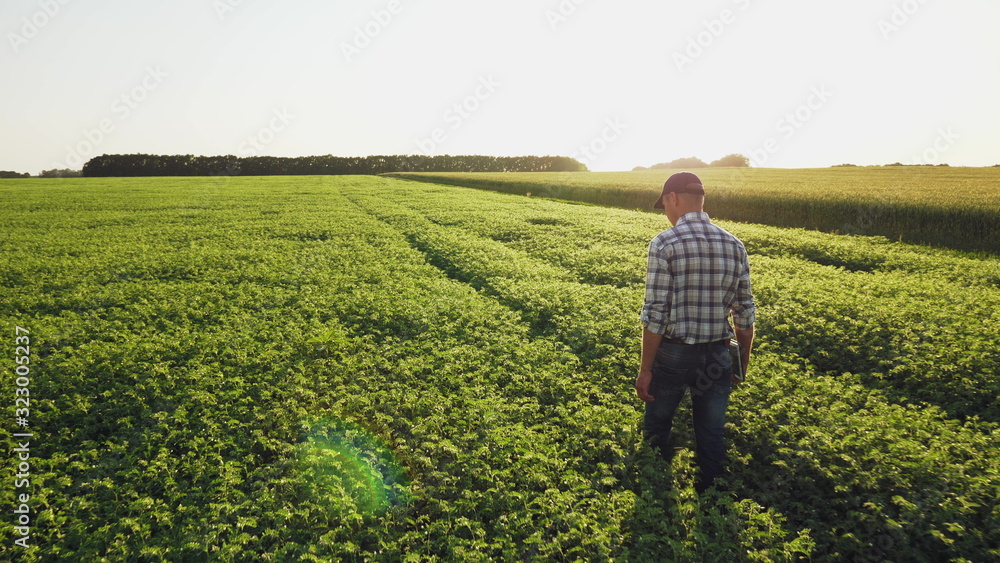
[1,175,997,561]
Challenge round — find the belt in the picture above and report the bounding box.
[664,337,728,348]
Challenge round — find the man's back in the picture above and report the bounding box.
[642,211,754,345]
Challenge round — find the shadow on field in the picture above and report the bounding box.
[615,411,807,561]
[615,403,818,561]
[617,444,731,561]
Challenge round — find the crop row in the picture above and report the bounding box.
[1,177,807,561]
[379,181,1000,423]
[343,178,1000,561]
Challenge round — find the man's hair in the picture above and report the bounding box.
[675,191,705,205]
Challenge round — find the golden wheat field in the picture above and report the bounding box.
[387,167,1000,253]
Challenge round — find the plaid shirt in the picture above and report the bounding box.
[641,212,756,343]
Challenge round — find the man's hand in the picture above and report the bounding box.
[638,329,663,402]
[635,368,655,402]
[735,324,755,382]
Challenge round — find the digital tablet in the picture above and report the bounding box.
[729,339,744,382]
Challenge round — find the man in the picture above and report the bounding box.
[636,171,756,493]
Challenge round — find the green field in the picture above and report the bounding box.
[385,167,1000,254]
[2,176,999,561]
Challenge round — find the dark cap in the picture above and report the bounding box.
[653,171,705,209]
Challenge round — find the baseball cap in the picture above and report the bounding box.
[653,172,705,209]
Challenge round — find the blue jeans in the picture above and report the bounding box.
[643,340,732,492]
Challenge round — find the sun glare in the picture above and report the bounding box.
[297,420,410,518]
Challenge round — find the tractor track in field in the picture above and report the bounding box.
[340,186,640,379]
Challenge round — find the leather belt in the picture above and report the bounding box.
[664,337,728,347]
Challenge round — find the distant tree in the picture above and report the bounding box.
[709,154,750,167]
[82,154,586,177]
[38,169,82,178]
[632,166,649,171]
[832,163,858,167]
[0,171,30,178]
[650,157,708,169]
[886,162,905,167]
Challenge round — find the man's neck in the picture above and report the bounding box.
[676,210,706,223]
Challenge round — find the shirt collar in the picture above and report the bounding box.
[675,211,710,226]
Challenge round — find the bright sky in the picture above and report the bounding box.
[2,0,999,174]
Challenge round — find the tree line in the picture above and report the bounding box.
[0,169,82,178]
[81,154,587,177]
[633,154,750,170]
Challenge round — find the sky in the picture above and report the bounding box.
[2,0,999,174]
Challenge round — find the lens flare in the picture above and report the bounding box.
[297,419,410,518]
